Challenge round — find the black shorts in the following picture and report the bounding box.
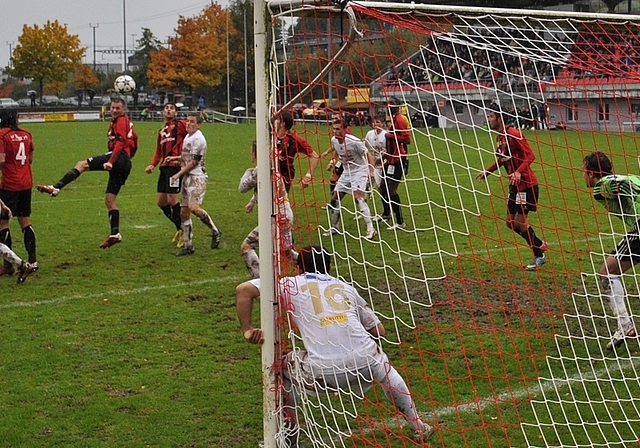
[0,189,32,218]
[612,221,640,263]
[507,185,538,215]
[382,162,404,182]
[87,151,132,196]
[157,166,181,194]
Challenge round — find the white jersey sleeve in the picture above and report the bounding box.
[239,167,258,193]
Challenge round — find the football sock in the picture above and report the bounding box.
[0,242,21,266]
[356,197,373,226]
[171,204,182,230]
[0,228,12,269]
[603,275,634,333]
[380,190,391,217]
[181,219,193,247]
[108,209,120,235]
[55,168,81,189]
[162,204,182,231]
[22,225,37,263]
[390,194,404,224]
[519,226,544,257]
[198,210,218,233]
[242,249,260,279]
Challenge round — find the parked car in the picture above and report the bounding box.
[41,95,62,106]
[17,98,39,107]
[0,98,20,109]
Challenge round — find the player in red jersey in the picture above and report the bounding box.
[275,111,319,193]
[37,97,136,249]
[476,103,548,271]
[0,109,38,276]
[144,103,187,247]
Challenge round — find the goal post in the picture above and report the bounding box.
[257,1,640,446]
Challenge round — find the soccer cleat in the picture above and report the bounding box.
[99,233,122,249]
[606,327,637,351]
[172,229,184,247]
[31,262,39,272]
[16,261,37,284]
[322,227,339,236]
[524,254,547,271]
[36,185,60,197]
[211,229,222,249]
[0,265,15,276]
[365,228,377,240]
[176,246,195,257]
[413,420,434,442]
[387,222,407,231]
[372,214,391,222]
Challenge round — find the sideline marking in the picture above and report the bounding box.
[0,275,244,309]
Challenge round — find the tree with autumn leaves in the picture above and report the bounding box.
[148,3,241,94]
[9,20,85,102]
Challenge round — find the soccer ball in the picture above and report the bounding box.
[114,75,136,94]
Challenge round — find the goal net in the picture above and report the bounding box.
[257,1,640,446]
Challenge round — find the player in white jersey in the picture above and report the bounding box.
[235,245,434,445]
[323,119,376,239]
[167,113,221,255]
[364,116,387,216]
[239,141,295,278]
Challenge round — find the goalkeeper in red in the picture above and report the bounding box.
[37,97,135,249]
[583,151,637,350]
[476,104,548,271]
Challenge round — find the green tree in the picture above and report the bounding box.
[9,20,85,103]
[131,28,163,93]
[148,3,238,95]
[227,0,255,110]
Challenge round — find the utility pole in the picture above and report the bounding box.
[6,41,14,70]
[122,0,127,72]
[244,2,249,116]
[90,24,99,72]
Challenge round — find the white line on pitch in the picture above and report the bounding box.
[0,275,245,309]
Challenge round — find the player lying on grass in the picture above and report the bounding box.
[235,245,434,446]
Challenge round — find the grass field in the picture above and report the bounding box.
[1,119,639,447]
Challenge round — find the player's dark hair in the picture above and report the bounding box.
[584,151,613,177]
[187,112,203,124]
[489,102,504,121]
[297,245,331,275]
[164,102,177,108]
[281,111,294,130]
[0,109,18,129]
[251,140,257,158]
[332,119,346,128]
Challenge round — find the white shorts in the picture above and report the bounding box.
[180,174,208,206]
[335,166,369,194]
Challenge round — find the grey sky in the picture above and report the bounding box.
[2,0,224,72]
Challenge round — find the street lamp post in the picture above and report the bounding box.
[90,24,99,72]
